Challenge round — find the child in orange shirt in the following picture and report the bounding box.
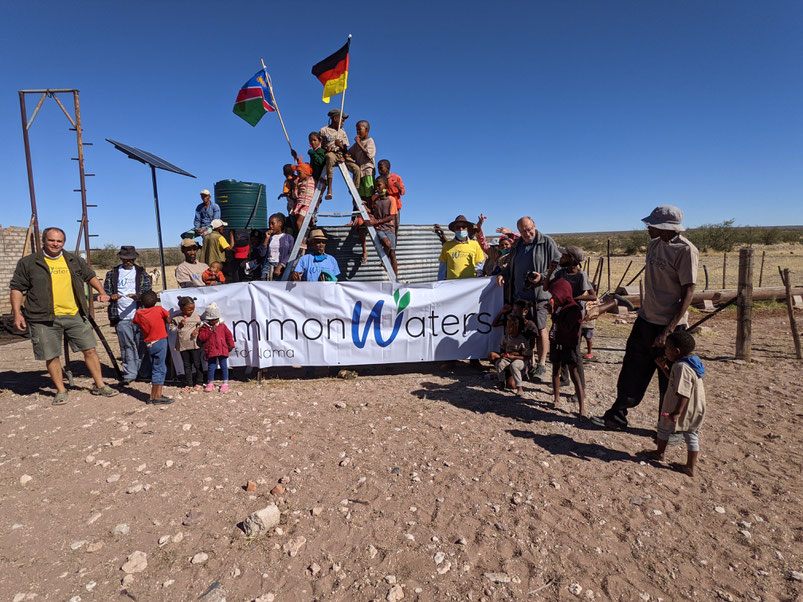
[377,159,404,235]
[202,261,226,286]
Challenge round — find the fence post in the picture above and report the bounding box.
[735,248,753,360]
[783,268,802,360]
[606,239,611,292]
[722,252,727,289]
[758,250,766,287]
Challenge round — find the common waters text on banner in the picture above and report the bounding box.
[161,279,503,368]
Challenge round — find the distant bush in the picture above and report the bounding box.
[687,219,738,252]
[90,245,183,269]
[623,230,650,255]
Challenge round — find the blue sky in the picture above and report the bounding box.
[1,0,801,249]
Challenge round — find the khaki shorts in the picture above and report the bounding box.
[29,314,97,361]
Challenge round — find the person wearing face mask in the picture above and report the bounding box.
[496,216,561,380]
[10,227,119,404]
[437,215,486,280]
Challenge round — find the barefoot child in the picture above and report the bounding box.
[277,164,297,215]
[290,163,316,236]
[349,120,376,199]
[307,132,326,183]
[171,296,203,392]
[198,302,234,393]
[548,279,584,416]
[133,290,173,404]
[368,177,398,274]
[644,331,706,477]
[488,316,530,396]
[319,109,360,199]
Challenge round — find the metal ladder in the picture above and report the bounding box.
[281,163,397,282]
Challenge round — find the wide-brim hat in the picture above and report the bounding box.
[448,215,475,232]
[308,228,328,241]
[210,218,228,230]
[118,245,139,259]
[642,205,685,232]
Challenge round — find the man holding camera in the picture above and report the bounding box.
[496,216,561,379]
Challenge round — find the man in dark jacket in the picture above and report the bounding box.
[10,227,119,405]
[103,246,152,382]
[496,216,561,380]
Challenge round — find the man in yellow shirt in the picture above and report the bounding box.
[438,215,486,280]
[10,227,119,405]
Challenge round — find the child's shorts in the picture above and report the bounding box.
[292,201,311,217]
[657,426,700,452]
[377,230,396,250]
[550,342,580,375]
[358,174,374,198]
[581,326,594,340]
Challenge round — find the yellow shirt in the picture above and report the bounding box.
[45,255,79,316]
[439,240,485,279]
[218,236,230,251]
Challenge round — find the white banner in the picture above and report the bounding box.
[161,279,503,367]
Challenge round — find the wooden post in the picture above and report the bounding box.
[722,252,727,289]
[735,248,753,360]
[615,260,633,292]
[639,279,644,306]
[606,239,611,292]
[758,250,766,287]
[783,269,802,360]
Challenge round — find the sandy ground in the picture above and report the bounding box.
[1,308,802,602]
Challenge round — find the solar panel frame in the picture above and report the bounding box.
[105,138,196,178]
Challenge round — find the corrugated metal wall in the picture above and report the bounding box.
[316,224,446,283]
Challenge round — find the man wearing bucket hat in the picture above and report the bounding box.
[291,229,341,282]
[175,238,209,288]
[591,205,699,431]
[319,109,361,200]
[103,246,152,382]
[437,215,486,280]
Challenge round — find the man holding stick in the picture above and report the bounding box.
[10,227,119,404]
[591,206,699,430]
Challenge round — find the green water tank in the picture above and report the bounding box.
[214,179,267,231]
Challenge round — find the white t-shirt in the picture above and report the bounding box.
[268,233,285,264]
[116,267,137,320]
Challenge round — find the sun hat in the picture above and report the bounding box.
[200,189,211,197]
[448,215,475,232]
[118,245,139,259]
[210,218,228,230]
[642,205,685,232]
[203,302,221,321]
[559,245,584,264]
[308,228,328,241]
[181,238,199,249]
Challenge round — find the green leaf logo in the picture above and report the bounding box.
[393,290,400,305]
[398,291,411,312]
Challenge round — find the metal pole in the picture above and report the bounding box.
[18,91,41,251]
[151,166,168,288]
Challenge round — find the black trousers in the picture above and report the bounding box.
[180,348,204,386]
[603,317,682,427]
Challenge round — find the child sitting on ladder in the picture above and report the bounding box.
[319,109,360,200]
[349,120,377,264]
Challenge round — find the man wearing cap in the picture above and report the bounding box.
[291,229,340,282]
[319,110,360,200]
[591,205,699,430]
[10,227,119,404]
[175,239,209,288]
[437,215,486,280]
[496,216,561,379]
[103,246,152,382]
[200,218,231,268]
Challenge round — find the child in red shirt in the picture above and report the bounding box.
[132,290,173,404]
[197,302,234,393]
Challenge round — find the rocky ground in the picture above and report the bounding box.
[1,308,802,602]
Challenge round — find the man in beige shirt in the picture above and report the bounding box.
[591,205,699,430]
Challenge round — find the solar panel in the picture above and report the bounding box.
[105,138,196,178]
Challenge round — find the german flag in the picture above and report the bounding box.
[311,38,350,104]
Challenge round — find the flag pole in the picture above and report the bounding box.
[261,58,293,153]
[336,34,352,132]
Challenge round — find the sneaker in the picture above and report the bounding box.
[52,390,69,406]
[91,385,119,397]
[151,396,174,405]
[219,384,230,393]
[204,383,215,392]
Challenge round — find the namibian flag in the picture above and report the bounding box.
[233,70,276,127]
[311,38,350,104]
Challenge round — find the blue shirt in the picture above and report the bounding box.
[193,201,221,230]
[294,254,340,282]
